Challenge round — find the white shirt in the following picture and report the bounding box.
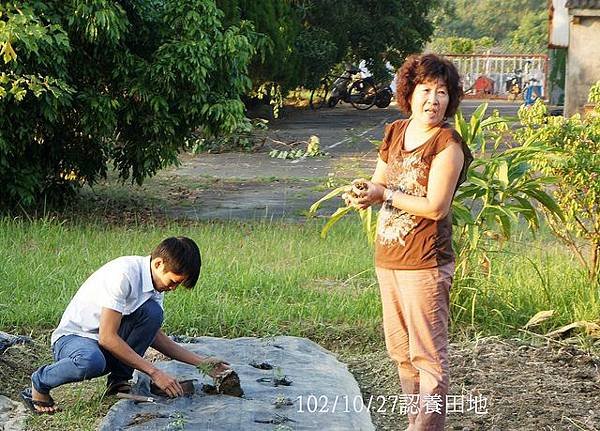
[51,256,164,346]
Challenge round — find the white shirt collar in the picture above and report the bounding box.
[142,255,155,293]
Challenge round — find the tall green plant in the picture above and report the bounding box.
[520,95,600,283]
[451,103,563,278]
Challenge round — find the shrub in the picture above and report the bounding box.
[522,94,600,282]
[0,1,259,208]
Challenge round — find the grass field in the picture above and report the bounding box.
[2,216,597,344]
[1,215,598,430]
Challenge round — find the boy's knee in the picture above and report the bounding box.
[73,350,106,379]
[139,299,164,326]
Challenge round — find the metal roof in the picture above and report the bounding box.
[565,0,600,8]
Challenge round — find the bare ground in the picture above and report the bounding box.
[2,336,599,430]
[344,337,600,431]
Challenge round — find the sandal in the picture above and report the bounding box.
[104,380,132,397]
[20,387,58,415]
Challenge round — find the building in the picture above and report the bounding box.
[550,0,600,115]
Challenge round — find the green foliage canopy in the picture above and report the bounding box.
[429,0,547,54]
[0,0,258,207]
[217,0,439,89]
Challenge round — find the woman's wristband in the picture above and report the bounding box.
[383,188,394,206]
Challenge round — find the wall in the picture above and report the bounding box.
[565,10,600,115]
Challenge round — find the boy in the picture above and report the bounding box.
[22,236,229,414]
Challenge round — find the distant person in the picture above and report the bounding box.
[347,53,472,430]
[22,237,230,414]
[523,78,542,106]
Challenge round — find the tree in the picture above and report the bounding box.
[216,0,440,90]
[0,0,258,207]
[523,95,600,283]
[216,0,302,91]
[430,0,546,53]
[506,10,548,53]
[297,0,439,85]
[427,36,495,54]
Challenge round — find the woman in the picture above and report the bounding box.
[351,53,472,430]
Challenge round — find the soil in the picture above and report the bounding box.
[214,369,244,397]
[0,339,52,400]
[2,337,598,430]
[343,337,600,431]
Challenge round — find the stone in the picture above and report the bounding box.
[0,395,26,431]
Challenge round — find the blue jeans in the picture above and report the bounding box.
[32,299,163,394]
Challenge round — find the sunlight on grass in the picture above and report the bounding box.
[2,217,597,343]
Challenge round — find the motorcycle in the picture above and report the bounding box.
[310,66,393,110]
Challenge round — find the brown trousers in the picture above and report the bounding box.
[376,262,454,431]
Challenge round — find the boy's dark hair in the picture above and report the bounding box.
[151,237,201,288]
[396,53,463,118]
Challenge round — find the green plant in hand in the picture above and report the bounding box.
[309,179,377,244]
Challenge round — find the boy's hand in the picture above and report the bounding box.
[203,357,231,377]
[150,368,184,397]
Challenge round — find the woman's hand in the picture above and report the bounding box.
[351,178,386,210]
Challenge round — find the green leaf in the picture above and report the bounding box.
[309,185,350,214]
[497,160,509,187]
[469,102,488,139]
[320,206,354,238]
[451,200,474,225]
[359,207,375,244]
[480,117,507,129]
[0,40,17,64]
[513,195,540,230]
[522,187,564,221]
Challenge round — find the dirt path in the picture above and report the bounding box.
[165,101,521,221]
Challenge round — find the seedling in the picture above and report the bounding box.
[196,361,215,377]
[165,412,186,431]
[273,393,294,409]
[274,366,284,380]
[257,367,293,387]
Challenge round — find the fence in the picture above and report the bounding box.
[446,54,549,99]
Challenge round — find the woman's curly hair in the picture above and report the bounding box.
[396,53,463,118]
